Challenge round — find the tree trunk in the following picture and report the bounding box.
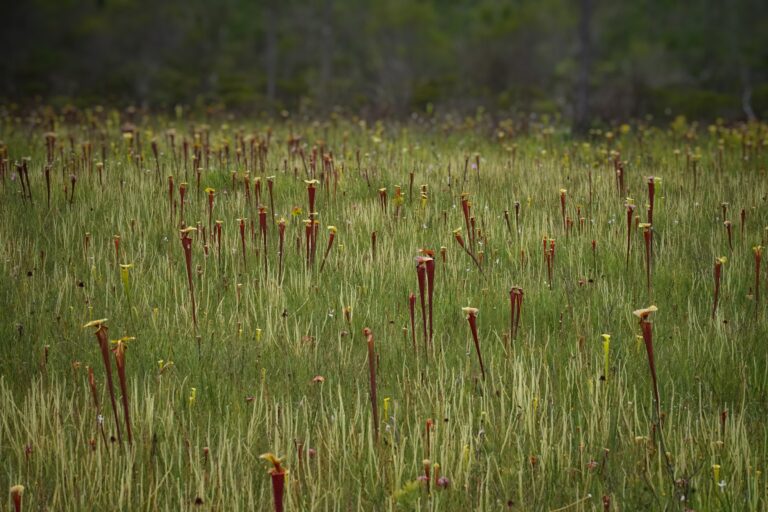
[264,5,278,103]
[574,0,593,134]
[318,0,334,101]
[741,65,756,122]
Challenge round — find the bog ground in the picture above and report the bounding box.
[1,111,767,510]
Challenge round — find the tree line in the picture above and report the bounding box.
[2,0,766,123]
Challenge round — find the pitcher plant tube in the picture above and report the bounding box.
[319,225,337,272]
[363,327,379,441]
[180,227,198,330]
[712,257,726,319]
[260,453,287,512]
[83,319,123,444]
[462,307,485,380]
[111,336,135,444]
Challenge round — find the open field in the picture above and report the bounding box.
[1,109,767,510]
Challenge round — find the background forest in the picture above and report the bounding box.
[2,0,768,122]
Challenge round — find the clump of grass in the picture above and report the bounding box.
[408,292,417,354]
[86,366,109,447]
[2,112,768,510]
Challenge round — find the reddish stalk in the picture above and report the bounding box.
[724,221,733,252]
[544,238,556,289]
[168,175,174,221]
[267,176,275,222]
[647,177,656,224]
[254,176,261,205]
[14,163,25,203]
[259,206,269,278]
[151,139,160,182]
[415,257,430,351]
[23,159,33,203]
[754,246,762,315]
[178,182,187,221]
[633,306,675,492]
[469,216,477,250]
[634,305,660,416]
[238,218,247,271]
[44,164,51,208]
[509,286,523,339]
[112,336,134,445]
[277,218,286,281]
[180,227,198,330]
[305,179,318,215]
[244,172,251,205]
[69,174,77,205]
[363,327,379,441]
[83,319,123,444]
[408,292,417,355]
[641,224,652,295]
[625,200,636,269]
[712,257,726,319]
[260,454,287,512]
[424,253,435,344]
[378,187,387,212]
[423,459,432,495]
[460,193,471,244]
[425,418,434,459]
[463,307,485,380]
[205,188,215,237]
[453,228,483,273]
[311,216,320,265]
[319,226,337,272]
[215,220,223,261]
[10,485,24,512]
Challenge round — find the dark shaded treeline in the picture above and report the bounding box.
[2,0,767,123]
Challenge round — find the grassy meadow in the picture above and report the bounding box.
[0,110,767,510]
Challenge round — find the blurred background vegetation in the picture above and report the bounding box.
[2,0,767,123]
